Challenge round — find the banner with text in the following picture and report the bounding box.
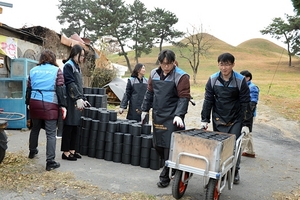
[0,35,17,59]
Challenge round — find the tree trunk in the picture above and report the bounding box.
[193,70,197,84]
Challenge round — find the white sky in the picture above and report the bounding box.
[0,0,296,48]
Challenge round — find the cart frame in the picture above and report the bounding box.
[166,131,244,199]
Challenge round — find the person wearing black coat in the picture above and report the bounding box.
[141,50,191,188]
[61,44,90,161]
[119,63,148,122]
[200,52,251,184]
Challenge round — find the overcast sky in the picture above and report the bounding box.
[0,0,296,48]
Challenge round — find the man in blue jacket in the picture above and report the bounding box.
[200,52,251,184]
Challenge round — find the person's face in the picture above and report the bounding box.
[138,65,146,76]
[75,50,85,64]
[160,58,174,74]
[244,76,250,82]
[218,61,234,77]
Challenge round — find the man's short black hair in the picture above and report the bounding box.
[217,52,235,64]
[240,70,252,81]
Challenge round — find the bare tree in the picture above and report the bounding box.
[174,25,213,84]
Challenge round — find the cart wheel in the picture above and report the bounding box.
[172,170,189,199]
[0,147,5,164]
[205,178,220,200]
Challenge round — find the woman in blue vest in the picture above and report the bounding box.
[141,49,191,188]
[26,49,67,171]
[61,44,90,161]
[119,63,148,122]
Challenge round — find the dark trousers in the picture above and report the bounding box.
[61,124,79,152]
[56,108,63,137]
[214,122,242,171]
[29,119,57,162]
[155,146,172,183]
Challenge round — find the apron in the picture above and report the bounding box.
[212,85,242,138]
[127,80,147,121]
[152,80,181,148]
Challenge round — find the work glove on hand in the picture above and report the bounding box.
[84,100,91,107]
[76,99,85,110]
[173,116,184,128]
[241,126,250,136]
[61,107,67,120]
[119,108,124,114]
[141,112,148,123]
[200,122,208,130]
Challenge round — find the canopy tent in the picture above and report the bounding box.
[112,63,128,78]
[103,77,127,104]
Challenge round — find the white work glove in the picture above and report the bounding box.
[241,126,250,136]
[200,122,208,130]
[61,107,67,119]
[27,105,30,110]
[141,112,148,123]
[84,100,91,107]
[76,99,85,110]
[173,116,184,128]
[119,108,124,114]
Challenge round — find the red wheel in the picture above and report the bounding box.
[172,170,190,199]
[205,178,220,200]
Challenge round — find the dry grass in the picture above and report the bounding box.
[0,152,192,199]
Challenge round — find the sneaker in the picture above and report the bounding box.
[46,161,60,171]
[28,149,38,159]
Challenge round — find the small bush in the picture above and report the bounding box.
[91,68,116,88]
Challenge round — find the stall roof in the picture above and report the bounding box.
[103,77,126,102]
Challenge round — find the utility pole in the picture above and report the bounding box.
[0,1,13,14]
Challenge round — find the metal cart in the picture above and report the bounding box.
[165,128,243,200]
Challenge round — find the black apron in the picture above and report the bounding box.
[212,85,242,138]
[152,80,181,148]
[127,81,147,121]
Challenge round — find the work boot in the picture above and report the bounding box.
[233,170,240,184]
[157,181,170,188]
[28,149,38,159]
[46,161,60,171]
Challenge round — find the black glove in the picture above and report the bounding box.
[249,101,257,112]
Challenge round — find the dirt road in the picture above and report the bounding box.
[1,98,300,200]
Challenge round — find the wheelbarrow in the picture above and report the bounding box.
[165,128,243,200]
